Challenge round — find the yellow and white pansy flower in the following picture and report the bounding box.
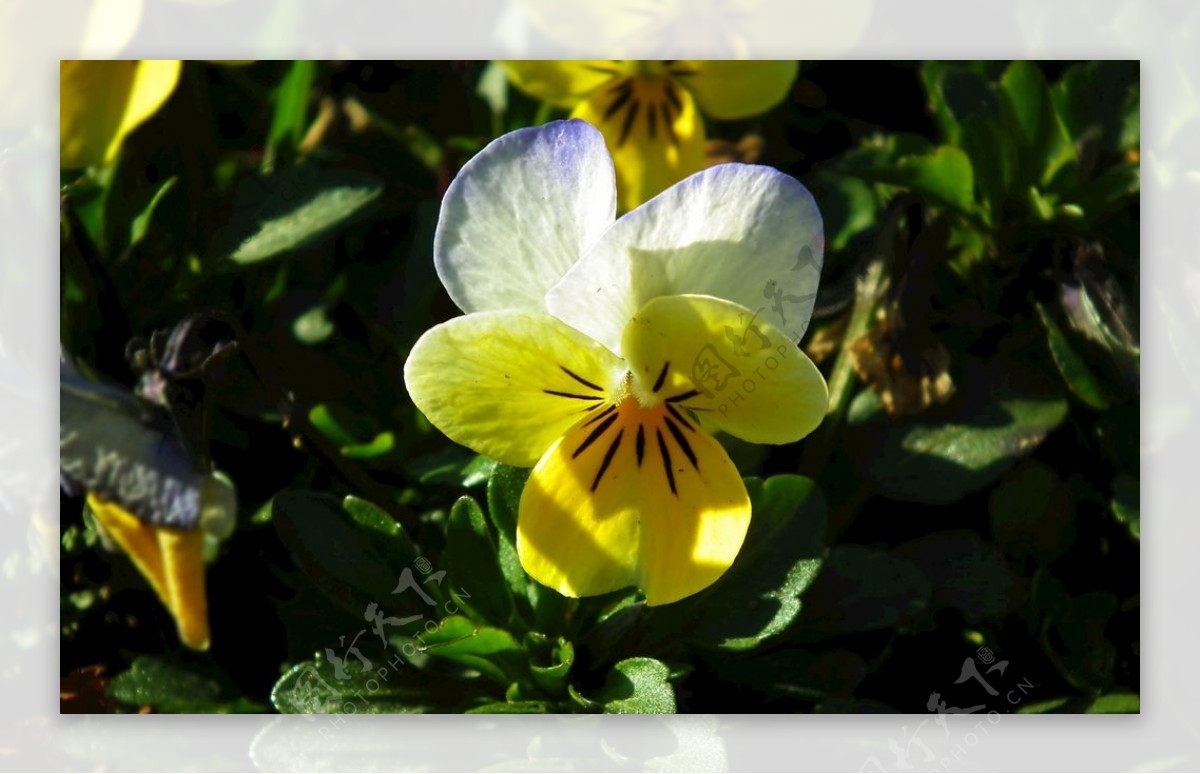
[501,60,799,210]
[404,119,827,606]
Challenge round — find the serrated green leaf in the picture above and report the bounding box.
[447,496,516,627]
[108,657,264,713]
[596,657,676,714]
[846,357,1069,503]
[272,652,450,714]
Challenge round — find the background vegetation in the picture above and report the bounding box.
[60,60,1139,714]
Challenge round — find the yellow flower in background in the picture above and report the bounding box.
[404,120,827,605]
[60,59,182,169]
[501,60,799,210]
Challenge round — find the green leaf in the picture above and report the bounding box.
[212,165,382,266]
[988,463,1075,562]
[1000,61,1075,188]
[403,446,496,487]
[530,637,575,696]
[1051,61,1140,153]
[273,492,407,617]
[308,403,396,458]
[487,464,567,630]
[846,357,1069,503]
[1085,693,1140,714]
[595,657,676,714]
[420,615,521,656]
[1110,474,1140,540]
[804,172,878,252]
[128,176,177,248]
[416,614,522,685]
[466,700,553,713]
[895,530,1020,621]
[342,495,421,569]
[447,496,517,627]
[1042,591,1119,691]
[1016,697,1073,714]
[857,145,977,214]
[792,545,932,638]
[272,651,465,714]
[1036,303,1112,410]
[920,62,1002,146]
[959,113,1016,220]
[108,657,264,713]
[651,475,826,651]
[266,60,317,166]
[1017,693,1139,714]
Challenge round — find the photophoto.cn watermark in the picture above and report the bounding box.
[861,646,1039,773]
[283,554,473,731]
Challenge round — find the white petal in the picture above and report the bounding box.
[545,163,823,354]
[434,119,616,314]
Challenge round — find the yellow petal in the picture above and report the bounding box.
[87,493,211,651]
[674,60,798,120]
[111,60,182,160]
[60,59,181,168]
[517,393,751,606]
[501,60,620,108]
[158,528,210,651]
[404,310,624,467]
[571,74,706,211]
[620,295,828,445]
[88,493,170,602]
[61,60,137,168]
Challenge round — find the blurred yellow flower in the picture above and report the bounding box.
[60,59,182,169]
[501,60,798,210]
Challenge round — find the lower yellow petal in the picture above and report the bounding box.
[404,310,624,467]
[158,529,210,651]
[674,60,798,120]
[88,493,169,602]
[621,295,829,445]
[517,393,751,606]
[571,74,706,211]
[502,60,620,108]
[86,493,211,651]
